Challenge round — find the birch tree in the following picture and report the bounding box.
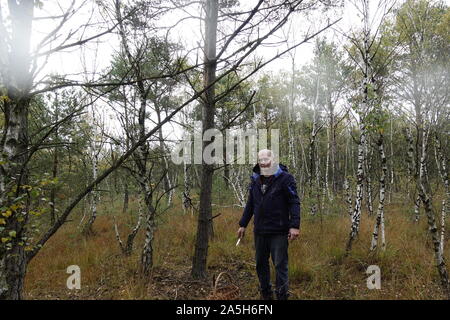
[418,124,450,298]
[81,105,107,236]
[370,123,388,251]
[389,0,449,221]
[389,0,450,296]
[107,0,182,276]
[0,0,117,299]
[345,0,380,253]
[342,0,399,254]
[0,0,196,298]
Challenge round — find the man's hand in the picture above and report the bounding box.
[237,227,246,239]
[288,228,299,241]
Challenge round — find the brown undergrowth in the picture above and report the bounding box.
[24,196,449,299]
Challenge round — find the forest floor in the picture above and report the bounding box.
[23,194,449,300]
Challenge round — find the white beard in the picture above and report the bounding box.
[260,163,277,176]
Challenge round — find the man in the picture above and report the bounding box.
[237,149,300,300]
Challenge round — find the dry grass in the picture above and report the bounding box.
[23,195,449,300]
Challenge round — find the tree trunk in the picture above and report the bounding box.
[82,148,99,236]
[50,138,59,225]
[435,134,449,256]
[114,198,143,256]
[0,1,34,300]
[346,121,366,253]
[364,136,374,216]
[344,124,352,221]
[155,103,174,206]
[0,98,31,300]
[0,103,29,301]
[309,130,318,215]
[141,191,156,276]
[418,127,450,299]
[330,109,338,194]
[435,133,449,211]
[309,71,320,215]
[441,200,446,256]
[344,178,353,222]
[412,65,423,222]
[50,94,59,225]
[288,56,297,175]
[0,245,27,300]
[122,182,129,214]
[371,133,387,251]
[388,117,395,202]
[346,0,372,253]
[222,141,230,189]
[405,127,421,220]
[182,162,193,214]
[325,125,331,199]
[191,0,218,279]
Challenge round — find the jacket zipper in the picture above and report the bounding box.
[257,175,282,232]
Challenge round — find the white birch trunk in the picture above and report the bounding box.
[90,152,98,225]
[309,71,320,216]
[347,0,370,253]
[389,117,394,203]
[325,126,331,200]
[182,162,193,214]
[414,195,421,222]
[371,134,387,251]
[114,198,144,255]
[344,178,353,222]
[434,134,449,256]
[83,120,101,236]
[141,188,156,276]
[165,156,174,207]
[224,166,247,208]
[347,121,366,253]
[406,123,420,220]
[418,126,450,298]
[365,137,374,216]
[287,57,297,173]
[441,200,446,256]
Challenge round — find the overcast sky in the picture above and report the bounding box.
[28,1,407,81]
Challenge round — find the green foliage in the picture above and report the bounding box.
[297,39,348,110]
[387,0,450,109]
[0,174,58,253]
[215,71,255,130]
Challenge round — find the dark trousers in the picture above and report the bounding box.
[254,233,289,299]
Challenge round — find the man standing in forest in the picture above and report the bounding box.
[237,149,301,300]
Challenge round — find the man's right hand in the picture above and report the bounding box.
[237,227,245,239]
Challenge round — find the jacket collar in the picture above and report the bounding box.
[251,163,285,180]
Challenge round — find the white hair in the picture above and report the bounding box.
[258,149,272,157]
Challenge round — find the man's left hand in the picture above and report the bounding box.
[288,228,300,241]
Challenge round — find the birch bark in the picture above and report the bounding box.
[371,133,387,251]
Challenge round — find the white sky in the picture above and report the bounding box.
[28,1,370,81]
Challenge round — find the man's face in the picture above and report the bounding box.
[258,153,272,168]
[258,150,276,176]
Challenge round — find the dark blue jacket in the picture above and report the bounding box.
[239,163,301,234]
